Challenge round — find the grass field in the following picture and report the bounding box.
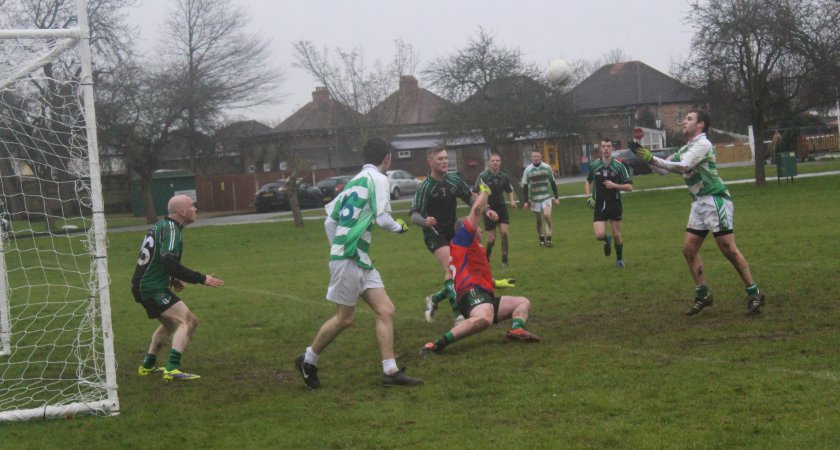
[3,169,840,449]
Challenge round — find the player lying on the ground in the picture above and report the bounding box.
[420,181,540,356]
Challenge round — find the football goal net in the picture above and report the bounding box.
[0,0,118,421]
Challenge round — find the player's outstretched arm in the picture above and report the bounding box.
[203,273,224,287]
[630,141,696,175]
[468,180,491,229]
[161,251,207,285]
[375,212,408,233]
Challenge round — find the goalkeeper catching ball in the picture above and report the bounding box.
[420,180,540,356]
[630,110,765,316]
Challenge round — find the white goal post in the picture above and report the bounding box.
[0,0,118,420]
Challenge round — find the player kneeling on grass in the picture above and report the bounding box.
[421,181,539,356]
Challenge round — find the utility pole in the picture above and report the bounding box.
[835,96,839,150]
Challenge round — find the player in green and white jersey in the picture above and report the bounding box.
[132,195,225,381]
[521,150,559,246]
[584,138,633,268]
[631,110,764,316]
[475,152,518,267]
[295,137,422,389]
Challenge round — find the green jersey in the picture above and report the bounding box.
[411,172,473,239]
[521,162,556,202]
[475,169,513,210]
[588,158,632,201]
[131,217,205,297]
[670,133,730,198]
[325,164,391,270]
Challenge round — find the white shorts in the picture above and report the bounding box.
[687,195,734,234]
[530,198,553,214]
[325,259,384,306]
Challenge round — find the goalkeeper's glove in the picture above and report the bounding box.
[586,196,596,209]
[494,278,516,289]
[477,178,491,195]
[629,141,653,163]
[395,218,409,233]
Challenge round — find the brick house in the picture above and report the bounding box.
[239,87,363,177]
[571,61,702,158]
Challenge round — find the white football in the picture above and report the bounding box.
[547,59,573,83]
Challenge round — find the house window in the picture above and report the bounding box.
[447,149,457,173]
[248,165,256,173]
[676,109,685,123]
[397,150,411,159]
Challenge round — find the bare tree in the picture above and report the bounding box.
[1,0,136,74]
[161,0,283,174]
[97,62,185,223]
[570,48,633,84]
[683,0,840,185]
[1,0,135,226]
[602,48,631,65]
[424,27,578,153]
[293,37,418,145]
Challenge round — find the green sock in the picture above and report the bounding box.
[165,349,182,371]
[434,331,455,351]
[511,318,525,330]
[746,283,759,296]
[142,354,157,369]
[615,243,623,260]
[432,279,455,304]
[695,285,709,299]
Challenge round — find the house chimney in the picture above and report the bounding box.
[399,75,418,92]
[312,86,330,104]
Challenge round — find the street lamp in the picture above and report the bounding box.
[656,118,664,147]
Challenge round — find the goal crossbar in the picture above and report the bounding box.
[0,36,79,91]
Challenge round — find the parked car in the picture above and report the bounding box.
[652,146,680,160]
[253,179,324,213]
[316,175,353,202]
[386,170,420,199]
[612,149,652,176]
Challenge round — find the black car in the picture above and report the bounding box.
[652,146,680,160]
[253,180,324,213]
[612,149,653,176]
[316,175,353,202]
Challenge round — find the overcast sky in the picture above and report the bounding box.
[127,0,695,126]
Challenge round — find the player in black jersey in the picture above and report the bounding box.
[475,152,517,266]
[132,195,224,381]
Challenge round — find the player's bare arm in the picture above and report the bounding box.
[203,274,224,287]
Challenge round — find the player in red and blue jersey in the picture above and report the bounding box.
[419,181,540,356]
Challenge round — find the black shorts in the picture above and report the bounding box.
[424,227,455,253]
[593,200,623,222]
[456,287,500,324]
[483,205,509,230]
[133,286,181,319]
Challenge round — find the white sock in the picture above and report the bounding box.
[305,347,318,366]
[382,358,398,375]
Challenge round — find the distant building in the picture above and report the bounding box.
[240,87,363,177]
[571,61,701,157]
